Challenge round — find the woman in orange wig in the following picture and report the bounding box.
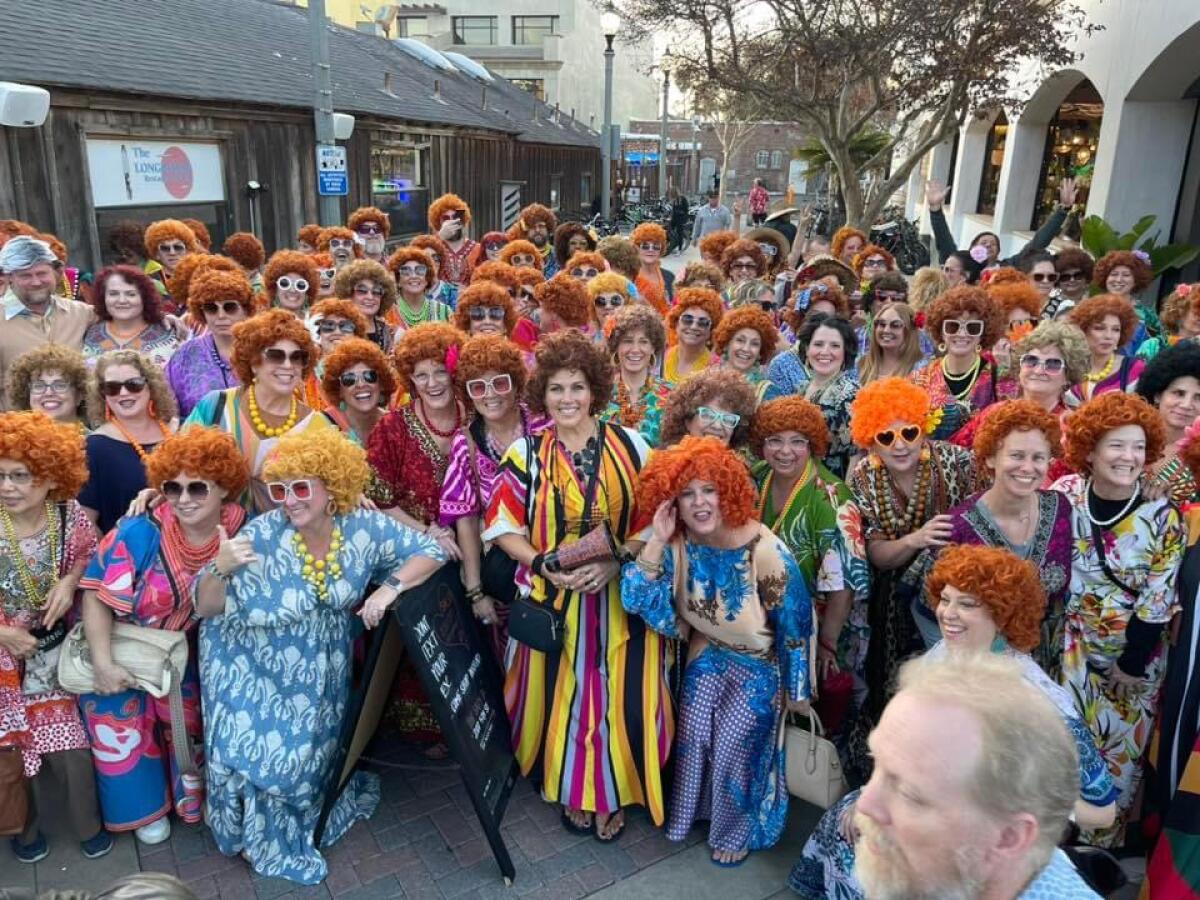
[631,222,673,315]
[664,287,724,384]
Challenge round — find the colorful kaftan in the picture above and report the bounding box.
[164,334,239,419]
[600,377,672,447]
[909,355,1000,441]
[82,321,179,370]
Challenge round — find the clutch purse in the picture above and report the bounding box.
[785,709,847,809]
[546,522,618,573]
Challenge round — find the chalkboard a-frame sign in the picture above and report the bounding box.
[314,566,519,883]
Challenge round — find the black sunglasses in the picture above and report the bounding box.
[161,480,211,501]
[262,348,309,366]
[100,378,147,397]
[339,370,380,387]
[317,319,357,335]
[468,306,507,322]
[202,301,243,316]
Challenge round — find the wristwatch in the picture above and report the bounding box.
[384,575,407,594]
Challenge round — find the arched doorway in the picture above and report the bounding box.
[1031,80,1103,230]
[976,111,1008,215]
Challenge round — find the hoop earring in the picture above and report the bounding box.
[648,352,659,371]
[325,499,337,516]
[937,342,946,354]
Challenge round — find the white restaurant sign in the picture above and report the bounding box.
[86,138,226,208]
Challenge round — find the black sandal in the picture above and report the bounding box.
[560,808,593,835]
[594,811,626,843]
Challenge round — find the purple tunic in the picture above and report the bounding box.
[165,334,239,419]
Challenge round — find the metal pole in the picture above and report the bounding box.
[310,0,340,226]
[601,37,615,219]
[658,71,669,199]
[691,118,699,197]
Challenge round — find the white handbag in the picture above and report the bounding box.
[785,708,847,809]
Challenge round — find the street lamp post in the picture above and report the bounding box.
[691,116,700,197]
[658,59,671,200]
[600,6,620,219]
[308,0,340,226]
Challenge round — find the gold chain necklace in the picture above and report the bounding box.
[247,385,299,438]
[0,502,59,610]
[292,525,343,602]
[940,353,982,402]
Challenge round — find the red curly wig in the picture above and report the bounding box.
[925,285,1005,349]
[186,268,254,320]
[985,266,1028,287]
[143,219,199,259]
[453,282,517,336]
[1067,293,1139,347]
[1093,250,1153,294]
[145,426,250,498]
[409,234,451,269]
[636,435,756,531]
[298,224,323,248]
[512,203,556,238]
[230,309,317,385]
[427,193,472,233]
[831,227,868,262]
[924,545,1045,652]
[851,243,896,277]
[1158,284,1200,334]
[180,218,212,252]
[751,396,831,460]
[309,298,368,336]
[1062,392,1166,474]
[698,230,737,263]
[455,334,528,397]
[630,222,668,249]
[393,322,464,394]
[91,265,165,325]
[316,226,363,259]
[385,246,437,294]
[713,306,779,366]
[667,287,725,333]
[783,285,852,333]
[972,400,1062,470]
[0,411,88,500]
[222,232,265,271]
[498,240,542,270]
[168,253,239,305]
[320,337,398,406]
[263,250,320,307]
[720,238,768,280]
[513,267,545,293]
[850,377,932,449]
[565,251,608,275]
[347,206,391,238]
[536,273,591,327]
[986,280,1044,321]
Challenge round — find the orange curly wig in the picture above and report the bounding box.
[1062,392,1166,474]
[263,250,320,307]
[309,298,368,336]
[393,322,464,394]
[513,203,556,237]
[1093,250,1153,294]
[851,243,896,276]
[498,240,542,270]
[143,219,199,259]
[698,230,737,262]
[427,193,472,233]
[455,334,528,397]
[831,227,867,262]
[0,411,88,500]
[316,226,363,259]
[566,251,608,275]
[298,224,323,248]
[720,238,768,279]
[713,306,779,365]
[750,396,831,460]
[186,268,254,320]
[385,246,437,293]
[630,222,668,248]
[536,273,591,327]
[924,545,1045,652]
[347,206,391,238]
[169,253,240,305]
[677,261,727,292]
[221,232,265,271]
[526,330,612,416]
[972,400,1062,470]
[145,426,250,498]
[925,285,1005,349]
[513,267,545,293]
[230,309,317,385]
[636,435,756,531]
[320,337,398,406]
[1067,294,1139,347]
[667,287,725,333]
[1159,284,1200,334]
[453,282,517,336]
[850,377,932,449]
[471,260,520,294]
[332,259,397,316]
[409,234,451,270]
[986,266,1027,287]
[986,280,1044,321]
[180,218,212,251]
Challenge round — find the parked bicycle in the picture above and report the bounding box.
[870,205,930,275]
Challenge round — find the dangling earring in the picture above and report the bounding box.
[325,499,337,516]
[937,342,946,354]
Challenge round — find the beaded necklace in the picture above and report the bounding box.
[247,385,299,438]
[1082,355,1116,399]
[416,398,461,438]
[0,502,59,610]
[292,524,344,602]
[940,354,983,402]
[161,509,222,571]
[755,460,815,533]
[615,378,647,427]
[107,414,170,462]
[872,447,933,539]
[398,297,431,329]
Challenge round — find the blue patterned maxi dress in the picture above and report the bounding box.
[198,509,445,884]
[621,525,812,855]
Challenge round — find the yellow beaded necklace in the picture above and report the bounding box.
[1083,354,1116,399]
[247,385,299,438]
[755,460,815,533]
[292,525,343,602]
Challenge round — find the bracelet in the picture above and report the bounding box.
[205,561,230,583]
[634,554,663,577]
[530,553,545,576]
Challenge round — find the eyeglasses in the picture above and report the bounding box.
[695,406,741,429]
[756,243,778,258]
[466,374,514,399]
[942,319,984,337]
[863,257,888,268]
[1019,353,1067,374]
[483,241,505,253]
[355,223,383,236]
[0,471,35,486]
[266,479,314,503]
[1058,269,1085,281]
[412,369,451,386]
[262,348,309,366]
[875,425,922,447]
[202,301,244,317]
[760,300,778,312]
[339,370,380,387]
[763,435,810,452]
[1031,272,1059,283]
[158,242,188,254]
[317,319,357,335]
[510,255,535,266]
[679,313,712,329]
[397,264,427,277]
[594,294,624,309]
[276,276,309,293]
[161,480,211,501]
[319,268,336,281]
[30,379,71,395]
[100,377,147,397]
[875,290,907,303]
[637,242,662,252]
[353,284,385,298]
[571,267,600,279]
[730,260,758,272]
[468,306,507,322]
[329,238,355,250]
[874,318,906,331]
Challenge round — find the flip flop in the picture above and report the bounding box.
[593,812,626,843]
[560,809,593,835]
[711,851,751,868]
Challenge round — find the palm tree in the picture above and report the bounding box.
[794,128,893,224]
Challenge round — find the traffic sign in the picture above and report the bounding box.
[317,145,348,196]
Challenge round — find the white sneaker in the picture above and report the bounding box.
[135,818,171,845]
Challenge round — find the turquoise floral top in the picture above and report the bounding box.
[601,376,672,447]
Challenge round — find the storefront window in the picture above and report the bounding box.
[370,143,427,237]
[976,111,1008,215]
[1032,80,1103,230]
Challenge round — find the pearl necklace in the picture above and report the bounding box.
[247,385,299,438]
[292,525,343,602]
[0,502,59,611]
[1085,479,1141,528]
